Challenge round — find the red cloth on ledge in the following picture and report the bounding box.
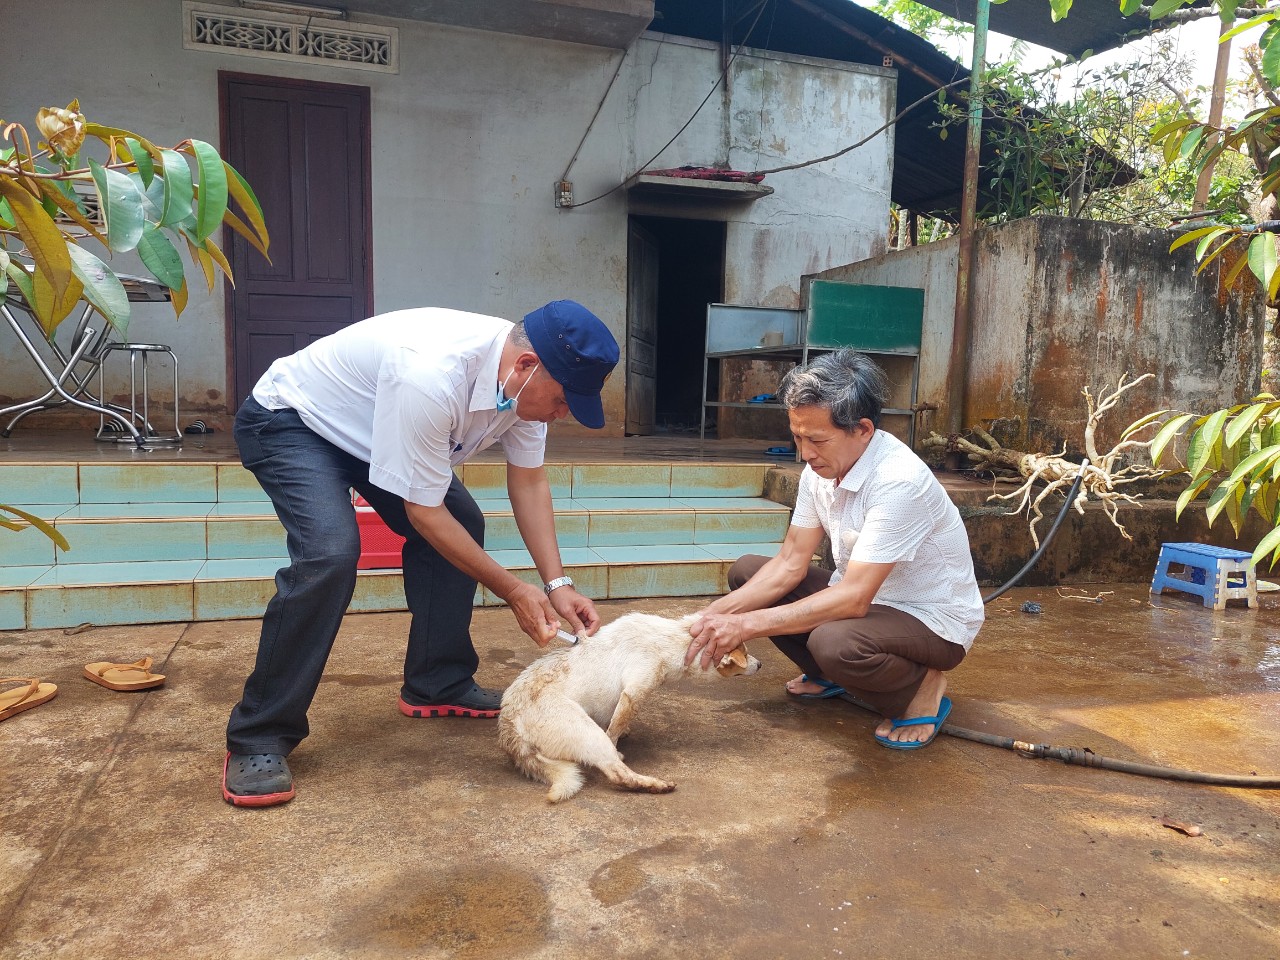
[641,165,765,184]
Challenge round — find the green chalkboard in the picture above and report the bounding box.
[806,281,924,353]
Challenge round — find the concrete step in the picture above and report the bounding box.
[0,459,786,629]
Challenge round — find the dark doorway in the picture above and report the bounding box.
[220,72,373,405]
[626,216,724,435]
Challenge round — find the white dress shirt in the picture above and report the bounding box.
[252,308,546,507]
[791,429,985,649]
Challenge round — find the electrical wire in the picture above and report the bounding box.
[567,0,772,209]
[750,77,971,178]
[560,49,631,183]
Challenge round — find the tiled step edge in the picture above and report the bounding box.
[2,544,782,630]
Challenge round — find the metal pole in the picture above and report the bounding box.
[946,0,989,439]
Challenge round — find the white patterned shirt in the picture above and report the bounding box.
[791,429,984,649]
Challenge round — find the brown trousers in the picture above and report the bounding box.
[729,554,966,719]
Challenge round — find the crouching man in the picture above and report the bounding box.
[686,350,983,749]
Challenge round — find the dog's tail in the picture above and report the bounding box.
[539,755,586,803]
[498,719,586,802]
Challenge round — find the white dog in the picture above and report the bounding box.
[497,612,761,802]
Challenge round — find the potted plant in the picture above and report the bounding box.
[1,100,270,548]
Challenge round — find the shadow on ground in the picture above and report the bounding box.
[2,584,1278,959]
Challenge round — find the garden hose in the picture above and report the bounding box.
[982,458,1089,604]
[868,456,1280,789]
[940,726,1280,788]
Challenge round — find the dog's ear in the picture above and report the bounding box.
[715,646,750,677]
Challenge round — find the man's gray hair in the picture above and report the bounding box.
[507,319,532,350]
[778,349,888,430]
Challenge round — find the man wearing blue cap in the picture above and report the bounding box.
[222,300,620,806]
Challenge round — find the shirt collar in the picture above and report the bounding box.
[468,324,512,414]
[837,428,887,494]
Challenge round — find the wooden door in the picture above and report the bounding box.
[626,220,659,435]
[221,73,372,404]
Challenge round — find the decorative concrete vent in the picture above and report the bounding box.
[182,2,398,73]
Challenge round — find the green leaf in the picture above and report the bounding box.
[1178,126,1206,162]
[1263,22,1280,87]
[1119,0,1143,14]
[1150,413,1194,464]
[1226,402,1270,449]
[1049,0,1072,22]
[1247,232,1279,287]
[1223,11,1276,43]
[1122,408,1171,440]
[1169,225,1223,253]
[5,260,35,308]
[1175,469,1215,520]
[1225,482,1245,534]
[1189,408,1230,476]
[1151,117,1195,142]
[124,137,154,189]
[1225,445,1280,489]
[136,223,186,292]
[89,158,145,253]
[156,149,194,229]
[1225,243,1255,287]
[224,162,270,257]
[1148,0,1188,18]
[187,140,228,243]
[1251,522,1280,570]
[65,244,130,337]
[1254,475,1280,524]
[1194,227,1230,261]
[0,178,81,333]
[1197,235,1238,273]
[1206,480,1235,526]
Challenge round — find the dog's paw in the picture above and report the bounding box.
[649,779,676,794]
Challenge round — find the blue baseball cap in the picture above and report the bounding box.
[524,300,619,429]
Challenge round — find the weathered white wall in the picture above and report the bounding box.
[3,1,894,436]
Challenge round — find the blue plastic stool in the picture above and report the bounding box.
[1150,542,1258,610]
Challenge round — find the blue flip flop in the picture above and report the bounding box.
[874,696,952,750]
[787,674,846,700]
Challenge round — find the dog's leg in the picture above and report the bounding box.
[605,691,638,745]
[556,707,675,797]
[599,758,676,795]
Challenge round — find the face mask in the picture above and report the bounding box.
[497,363,539,415]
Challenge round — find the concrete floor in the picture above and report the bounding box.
[2,584,1278,959]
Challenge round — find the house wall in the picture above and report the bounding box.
[809,216,1265,456]
[3,1,894,438]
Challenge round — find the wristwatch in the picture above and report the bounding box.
[543,575,574,595]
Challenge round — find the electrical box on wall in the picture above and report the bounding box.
[554,180,573,208]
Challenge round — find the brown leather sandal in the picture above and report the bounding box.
[83,656,166,691]
[0,677,58,721]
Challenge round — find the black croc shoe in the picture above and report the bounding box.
[222,752,295,807]
[398,683,503,719]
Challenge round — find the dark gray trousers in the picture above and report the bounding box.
[227,396,485,755]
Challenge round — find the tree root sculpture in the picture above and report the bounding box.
[922,373,1167,547]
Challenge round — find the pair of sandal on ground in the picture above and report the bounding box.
[222,681,502,808]
[0,657,167,723]
[787,673,952,750]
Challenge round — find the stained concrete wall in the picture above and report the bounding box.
[2,1,893,437]
[810,216,1265,455]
